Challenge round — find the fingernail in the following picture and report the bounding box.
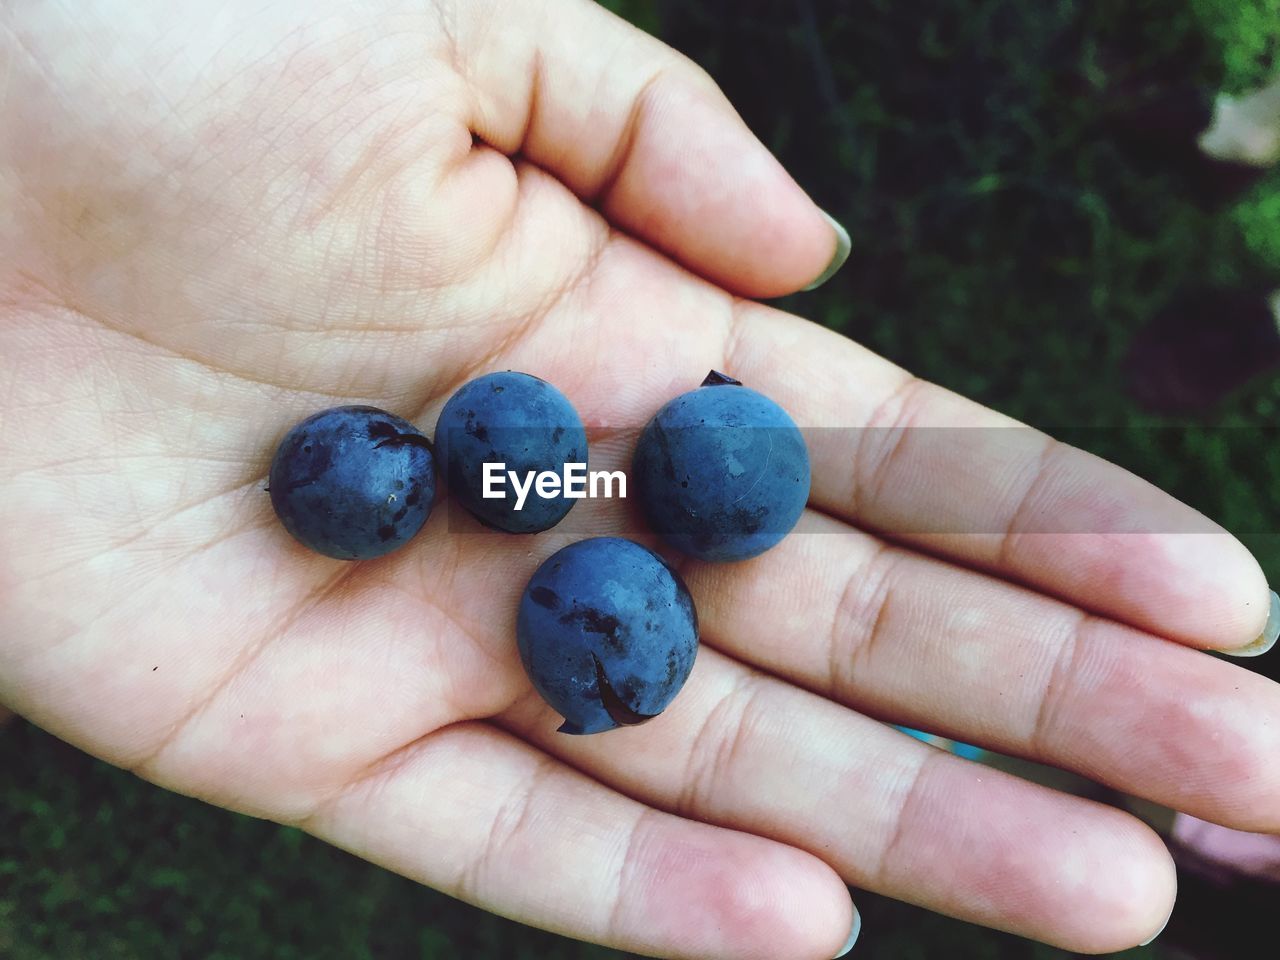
[803,210,851,291]
[1218,590,1280,658]
[1139,904,1174,946]
[832,904,861,957]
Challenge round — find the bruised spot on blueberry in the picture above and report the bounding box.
[530,586,560,609]
[733,504,767,535]
[373,431,433,453]
[558,606,623,643]
[377,525,396,541]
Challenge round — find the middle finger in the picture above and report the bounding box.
[684,510,1280,834]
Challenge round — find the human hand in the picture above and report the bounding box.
[3,2,1278,957]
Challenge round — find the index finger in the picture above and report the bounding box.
[719,299,1272,652]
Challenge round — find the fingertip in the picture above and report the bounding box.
[802,211,852,293]
[1216,588,1279,658]
[632,821,854,960]
[1060,528,1271,652]
[1071,813,1177,954]
[1163,532,1271,651]
[1139,906,1173,947]
[601,77,842,299]
[831,901,861,958]
[1129,821,1179,949]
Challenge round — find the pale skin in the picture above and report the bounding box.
[3,2,1280,957]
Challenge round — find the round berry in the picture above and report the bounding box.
[268,406,435,560]
[632,371,810,562]
[517,538,699,735]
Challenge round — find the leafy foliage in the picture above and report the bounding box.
[1191,0,1280,90]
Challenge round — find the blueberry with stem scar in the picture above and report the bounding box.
[517,537,699,735]
[631,370,811,562]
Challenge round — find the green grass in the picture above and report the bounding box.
[7,0,1280,957]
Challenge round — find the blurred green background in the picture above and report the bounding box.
[5,0,1280,958]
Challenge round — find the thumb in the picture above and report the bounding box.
[445,0,848,297]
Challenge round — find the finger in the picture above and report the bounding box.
[570,275,1263,651]
[302,722,857,960]
[718,302,1271,652]
[681,511,1280,833]
[441,0,843,297]
[500,647,1176,954]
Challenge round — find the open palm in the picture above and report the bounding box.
[4,2,1279,958]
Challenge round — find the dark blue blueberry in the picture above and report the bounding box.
[517,537,699,735]
[268,405,436,560]
[435,371,587,534]
[631,371,810,562]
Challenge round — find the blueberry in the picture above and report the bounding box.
[435,371,588,533]
[517,537,699,735]
[268,405,436,560]
[631,371,810,562]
